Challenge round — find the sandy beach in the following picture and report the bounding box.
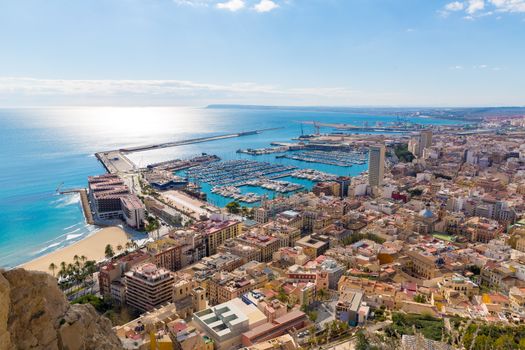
[21,226,129,274]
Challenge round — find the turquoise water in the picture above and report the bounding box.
[0,106,459,268]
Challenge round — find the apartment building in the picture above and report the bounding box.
[207,262,268,306]
[235,232,281,263]
[125,263,175,312]
[192,215,242,256]
[120,195,145,229]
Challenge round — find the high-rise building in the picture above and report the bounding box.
[420,130,432,149]
[125,263,175,312]
[335,176,351,198]
[419,130,432,156]
[368,144,385,187]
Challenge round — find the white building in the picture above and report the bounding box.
[121,195,145,229]
[193,297,266,349]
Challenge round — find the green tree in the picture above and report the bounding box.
[308,310,318,322]
[226,201,241,214]
[413,294,427,303]
[277,287,288,303]
[104,244,115,259]
[494,334,517,350]
[355,331,369,350]
[473,335,494,350]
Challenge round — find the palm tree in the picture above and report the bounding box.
[59,261,67,277]
[104,244,115,259]
[48,262,57,277]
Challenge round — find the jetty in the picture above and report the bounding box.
[95,127,282,174]
[119,127,282,154]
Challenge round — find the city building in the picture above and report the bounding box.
[125,263,175,312]
[121,195,145,229]
[88,174,129,220]
[206,261,268,306]
[193,298,267,350]
[419,130,433,156]
[368,144,385,187]
[98,251,150,297]
[87,173,145,227]
[192,215,242,256]
[295,234,330,258]
[336,290,366,326]
[241,310,308,346]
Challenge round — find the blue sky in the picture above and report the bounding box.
[0,0,523,107]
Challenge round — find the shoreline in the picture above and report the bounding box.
[20,226,130,274]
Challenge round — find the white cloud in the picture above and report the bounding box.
[216,0,245,11]
[0,77,365,104]
[466,0,485,14]
[445,1,465,11]
[489,0,525,12]
[441,0,525,18]
[254,0,279,12]
[450,65,464,70]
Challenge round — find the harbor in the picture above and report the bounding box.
[242,178,303,193]
[280,150,368,167]
[95,128,281,174]
[183,159,342,205]
[289,169,338,182]
[146,154,220,171]
[184,159,297,187]
[211,186,262,203]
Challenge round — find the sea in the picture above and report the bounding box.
[0,106,459,268]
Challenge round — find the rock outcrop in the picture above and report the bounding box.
[0,273,11,350]
[0,269,123,350]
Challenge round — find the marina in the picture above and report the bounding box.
[211,186,262,203]
[146,154,220,171]
[243,178,303,193]
[289,169,338,182]
[280,150,368,167]
[184,159,297,186]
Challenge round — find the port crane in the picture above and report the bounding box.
[313,121,320,135]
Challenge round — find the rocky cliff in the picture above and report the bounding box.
[0,269,123,350]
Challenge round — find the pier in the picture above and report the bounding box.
[95,127,282,174]
[119,127,282,154]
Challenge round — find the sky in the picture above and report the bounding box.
[0,0,524,107]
